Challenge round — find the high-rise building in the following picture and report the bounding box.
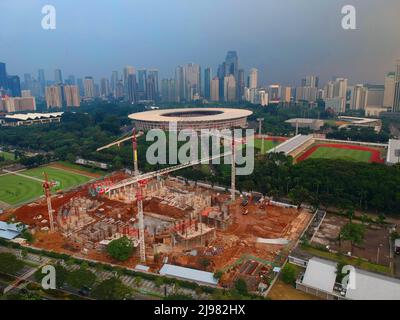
[184,63,201,101]
[127,73,137,104]
[268,85,281,104]
[248,68,258,90]
[100,78,110,98]
[1,96,36,112]
[83,76,95,99]
[136,69,147,100]
[237,69,245,101]
[364,84,384,108]
[350,84,366,110]
[175,66,186,102]
[123,66,135,99]
[301,75,319,88]
[45,85,63,108]
[210,77,219,102]
[7,75,21,97]
[147,69,160,101]
[147,69,159,101]
[217,63,227,101]
[225,51,239,79]
[0,62,7,89]
[204,67,212,100]
[64,85,81,107]
[393,59,400,112]
[54,69,63,84]
[224,75,236,102]
[333,78,348,98]
[38,69,46,97]
[111,71,119,98]
[161,79,177,103]
[281,87,291,103]
[383,72,395,108]
[76,78,84,97]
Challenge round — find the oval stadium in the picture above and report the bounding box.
[129,108,253,131]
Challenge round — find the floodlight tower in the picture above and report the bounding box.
[257,117,264,154]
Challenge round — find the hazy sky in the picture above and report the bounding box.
[1,0,399,86]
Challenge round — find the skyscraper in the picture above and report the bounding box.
[0,62,7,89]
[210,77,219,102]
[7,75,21,97]
[225,51,239,79]
[161,79,177,103]
[66,75,76,85]
[127,73,137,104]
[147,69,159,101]
[111,71,119,98]
[224,75,236,102]
[54,69,63,84]
[393,59,400,112]
[64,85,81,107]
[204,67,212,100]
[136,69,147,100]
[237,69,245,101]
[100,78,110,98]
[123,66,135,99]
[83,76,95,99]
[383,72,395,108]
[38,69,46,97]
[301,75,319,88]
[45,85,63,108]
[350,84,366,110]
[175,66,186,102]
[248,68,258,90]
[184,63,201,101]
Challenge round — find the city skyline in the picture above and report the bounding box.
[1,0,400,86]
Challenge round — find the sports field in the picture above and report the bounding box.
[297,143,384,163]
[0,151,15,161]
[254,137,285,154]
[0,163,100,206]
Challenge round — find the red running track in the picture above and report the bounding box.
[296,143,385,163]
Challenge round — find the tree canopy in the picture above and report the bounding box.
[107,236,135,261]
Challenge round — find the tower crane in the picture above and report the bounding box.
[42,172,56,232]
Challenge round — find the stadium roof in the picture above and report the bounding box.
[0,221,25,240]
[159,263,218,286]
[129,108,252,122]
[387,139,400,164]
[4,112,64,121]
[302,257,338,293]
[269,134,313,155]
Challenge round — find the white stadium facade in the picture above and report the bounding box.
[129,108,253,131]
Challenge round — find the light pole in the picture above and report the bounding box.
[257,117,264,154]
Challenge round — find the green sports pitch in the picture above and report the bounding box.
[0,165,94,206]
[254,138,281,154]
[305,147,372,162]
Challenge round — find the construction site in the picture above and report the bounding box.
[1,129,312,290]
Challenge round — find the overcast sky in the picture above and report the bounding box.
[1,0,399,86]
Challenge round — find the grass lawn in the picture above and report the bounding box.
[0,165,93,206]
[0,151,15,161]
[307,147,372,162]
[268,280,320,300]
[254,138,281,154]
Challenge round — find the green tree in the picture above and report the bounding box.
[234,278,248,296]
[0,253,24,275]
[340,222,365,252]
[92,277,132,300]
[66,268,96,289]
[281,264,297,285]
[107,236,134,261]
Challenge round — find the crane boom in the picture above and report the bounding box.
[96,131,143,152]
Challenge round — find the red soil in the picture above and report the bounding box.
[297,143,385,163]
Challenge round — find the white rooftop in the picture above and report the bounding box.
[159,263,218,286]
[345,269,400,300]
[5,112,64,121]
[302,257,338,293]
[387,139,400,164]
